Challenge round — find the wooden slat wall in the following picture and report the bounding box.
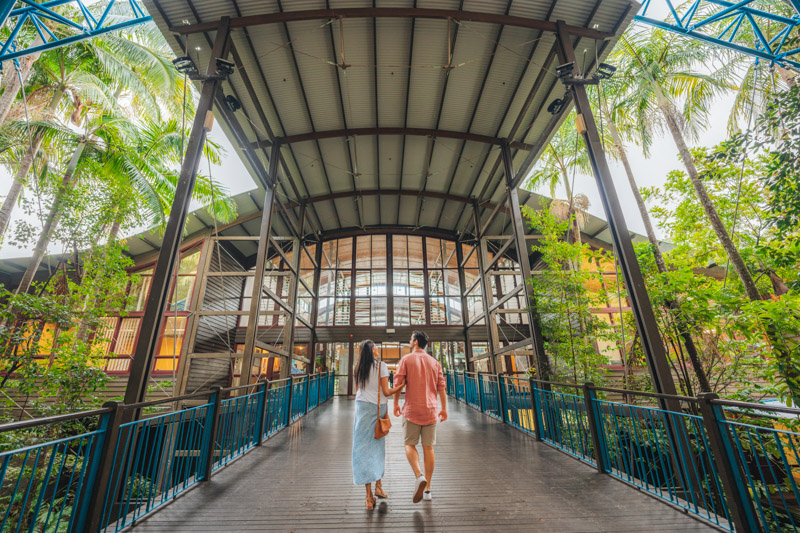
[187,244,246,393]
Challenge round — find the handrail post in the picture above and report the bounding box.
[497,374,507,423]
[305,374,311,414]
[477,373,484,413]
[318,373,322,405]
[255,380,269,446]
[530,378,543,441]
[201,386,223,481]
[286,377,294,426]
[582,382,606,473]
[81,402,123,533]
[697,393,759,532]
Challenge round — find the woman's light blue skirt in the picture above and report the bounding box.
[352,400,387,485]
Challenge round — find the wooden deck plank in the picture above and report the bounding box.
[132,399,715,532]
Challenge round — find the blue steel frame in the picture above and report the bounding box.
[445,371,800,532]
[0,0,152,66]
[0,371,333,533]
[635,0,800,69]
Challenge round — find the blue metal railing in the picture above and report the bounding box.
[534,385,595,465]
[0,371,333,532]
[444,371,800,532]
[464,372,480,409]
[479,374,502,421]
[501,376,535,436]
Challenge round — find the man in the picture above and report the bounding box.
[393,330,447,503]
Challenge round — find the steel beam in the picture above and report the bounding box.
[252,127,534,151]
[455,241,473,371]
[281,214,304,378]
[123,18,231,407]
[0,0,152,64]
[240,143,281,387]
[501,143,550,380]
[554,21,677,398]
[473,204,499,374]
[171,8,613,41]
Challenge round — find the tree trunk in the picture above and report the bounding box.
[658,96,800,402]
[658,100,761,301]
[16,140,87,295]
[0,88,65,243]
[0,35,44,127]
[604,105,711,393]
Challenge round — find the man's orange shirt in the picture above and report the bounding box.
[395,349,446,426]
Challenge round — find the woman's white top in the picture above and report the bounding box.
[355,362,389,405]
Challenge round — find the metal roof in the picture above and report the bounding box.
[0,0,646,283]
[143,0,637,238]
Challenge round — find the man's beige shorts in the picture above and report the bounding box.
[402,418,437,446]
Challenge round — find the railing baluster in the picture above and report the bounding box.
[697,393,759,533]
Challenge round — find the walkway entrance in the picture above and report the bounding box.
[132,400,712,532]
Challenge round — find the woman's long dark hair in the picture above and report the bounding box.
[354,340,377,389]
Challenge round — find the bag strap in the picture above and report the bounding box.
[376,349,382,415]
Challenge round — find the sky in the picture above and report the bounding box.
[0,4,745,260]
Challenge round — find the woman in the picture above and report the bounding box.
[352,339,403,509]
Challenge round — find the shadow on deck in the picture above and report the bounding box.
[131,399,713,532]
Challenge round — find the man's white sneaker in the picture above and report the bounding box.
[422,490,432,501]
[413,475,427,503]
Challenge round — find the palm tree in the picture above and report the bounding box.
[615,27,800,401]
[14,115,234,296]
[0,22,187,244]
[597,74,712,393]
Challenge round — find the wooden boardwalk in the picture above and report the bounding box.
[133,398,714,532]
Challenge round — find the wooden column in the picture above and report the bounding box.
[456,241,473,371]
[280,233,302,378]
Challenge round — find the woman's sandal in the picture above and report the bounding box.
[365,496,376,510]
[374,486,388,499]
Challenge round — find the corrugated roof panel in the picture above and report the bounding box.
[434,21,498,133]
[425,138,462,193]
[349,135,379,191]
[467,25,540,137]
[283,19,346,133]
[375,18,411,127]
[397,195,417,226]
[333,18,378,129]
[399,136,429,191]
[378,135,403,189]
[333,197,360,227]
[286,141,331,196]
[379,194,401,226]
[318,137,356,193]
[405,18,450,129]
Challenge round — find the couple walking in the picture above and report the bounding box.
[351,331,448,510]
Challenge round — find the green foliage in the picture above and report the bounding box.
[523,204,616,385]
[641,140,800,402]
[746,85,800,238]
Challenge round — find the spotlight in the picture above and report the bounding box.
[172,56,197,76]
[594,62,616,80]
[224,94,241,112]
[555,62,575,80]
[547,98,566,115]
[215,57,235,77]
